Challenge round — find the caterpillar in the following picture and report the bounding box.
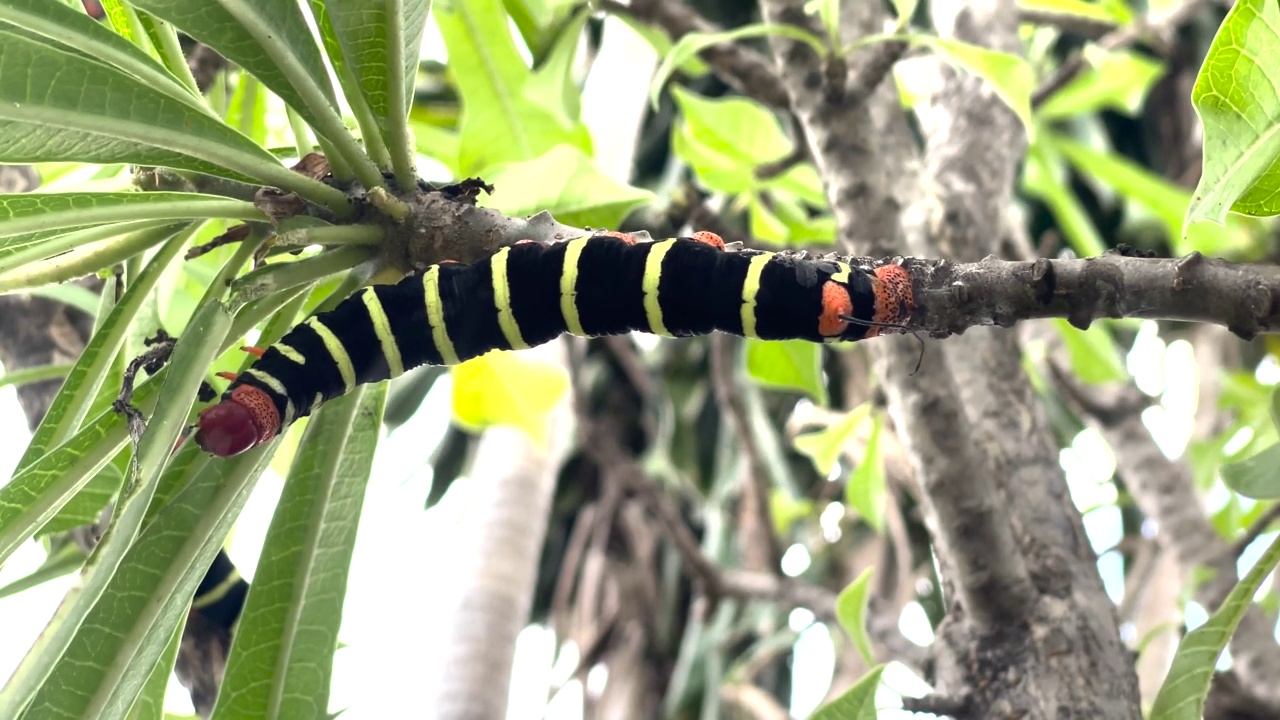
[192,231,915,457]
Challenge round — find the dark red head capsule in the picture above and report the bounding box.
[193,386,280,457]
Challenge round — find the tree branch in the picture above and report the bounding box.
[599,0,790,107]
[901,252,1280,340]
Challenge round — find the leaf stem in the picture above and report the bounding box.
[142,14,201,95]
[382,0,419,191]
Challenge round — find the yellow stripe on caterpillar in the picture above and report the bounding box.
[360,288,406,378]
[491,247,529,349]
[304,317,356,392]
[424,265,460,365]
[643,239,677,337]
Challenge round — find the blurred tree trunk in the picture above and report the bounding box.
[421,340,575,720]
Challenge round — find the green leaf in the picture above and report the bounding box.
[834,567,876,665]
[451,349,569,443]
[0,0,204,111]
[227,72,268,145]
[23,444,274,720]
[0,29,342,205]
[13,225,191,484]
[0,192,261,240]
[319,0,430,120]
[0,542,84,601]
[914,35,1036,141]
[1050,133,1260,257]
[524,7,589,130]
[478,145,653,229]
[212,386,385,719]
[127,0,328,135]
[26,283,102,317]
[1187,0,1280,227]
[1036,48,1164,120]
[744,339,827,405]
[1020,141,1107,256]
[651,24,826,109]
[0,363,73,390]
[126,619,185,720]
[1018,0,1130,24]
[1221,443,1280,500]
[847,413,886,531]
[810,665,884,720]
[670,87,826,206]
[0,223,193,294]
[0,299,233,716]
[1053,319,1127,384]
[1149,532,1280,719]
[436,0,590,175]
[792,404,871,476]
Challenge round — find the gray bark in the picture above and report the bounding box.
[752,0,1143,715]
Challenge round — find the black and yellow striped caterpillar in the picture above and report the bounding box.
[192,231,915,457]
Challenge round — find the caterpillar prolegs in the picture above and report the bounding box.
[193,231,915,457]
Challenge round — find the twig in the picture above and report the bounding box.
[1230,502,1280,560]
[845,39,909,106]
[1018,8,1118,40]
[600,0,790,107]
[112,330,178,444]
[901,693,971,717]
[1031,0,1212,109]
[709,335,785,571]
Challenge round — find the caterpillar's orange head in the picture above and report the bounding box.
[194,385,280,457]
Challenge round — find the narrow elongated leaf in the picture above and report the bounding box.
[0,300,233,716]
[26,443,274,720]
[0,0,204,111]
[0,28,335,201]
[0,192,260,239]
[1187,0,1280,226]
[0,221,168,275]
[125,619,185,720]
[1149,532,1280,719]
[0,223,190,294]
[1035,48,1164,120]
[211,386,385,719]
